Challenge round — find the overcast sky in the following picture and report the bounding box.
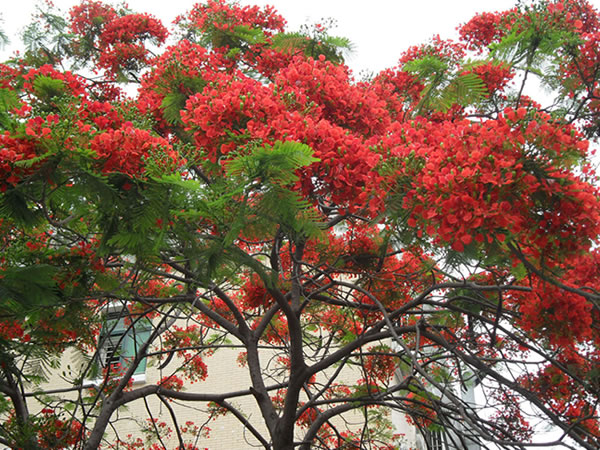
[0,0,535,74]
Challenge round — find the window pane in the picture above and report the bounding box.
[431,431,445,450]
[97,308,152,378]
[124,328,151,375]
[101,332,125,370]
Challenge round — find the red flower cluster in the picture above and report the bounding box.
[158,375,184,392]
[36,411,84,449]
[69,0,117,35]
[0,133,37,190]
[22,64,87,98]
[458,9,517,51]
[0,320,27,340]
[362,346,398,384]
[463,61,515,96]
[91,124,180,177]
[239,274,271,309]
[383,107,600,255]
[275,55,390,137]
[69,1,168,74]
[182,71,286,161]
[181,0,285,38]
[399,35,466,66]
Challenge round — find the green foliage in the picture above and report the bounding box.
[21,354,62,385]
[271,32,353,64]
[441,73,488,109]
[0,265,60,315]
[490,1,583,102]
[232,24,266,45]
[147,141,324,280]
[21,6,72,65]
[403,54,448,82]
[196,22,267,51]
[0,394,10,415]
[226,140,318,185]
[226,141,323,238]
[364,408,403,446]
[0,189,44,227]
[0,17,8,49]
[100,182,172,258]
[510,262,527,281]
[33,76,66,100]
[161,92,188,125]
[270,32,308,53]
[0,88,19,131]
[491,5,570,67]
[404,55,487,113]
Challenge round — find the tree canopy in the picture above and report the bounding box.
[1,0,600,448]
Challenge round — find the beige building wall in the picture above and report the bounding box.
[35,334,422,449]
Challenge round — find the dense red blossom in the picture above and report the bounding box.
[70,1,168,75]
[69,0,118,36]
[464,61,515,95]
[77,99,124,130]
[158,375,184,391]
[509,250,600,347]
[274,55,390,136]
[553,0,600,34]
[23,64,87,98]
[458,9,517,51]
[182,71,287,161]
[181,0,285,38]
[0,134,37,190]
[100,14,168,46]
[382,108,600,255]
[91,124,180,176]
[399,35,466,66]
[138,40,236,131]
[0,320,26,340]
[239,274,272,309]
[372,67,423,118]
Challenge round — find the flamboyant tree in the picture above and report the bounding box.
[1,0,600,448]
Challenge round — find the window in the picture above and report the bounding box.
[97,306,152,381]
[428,430,446,450]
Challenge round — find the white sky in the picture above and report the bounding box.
[0,0,536,75]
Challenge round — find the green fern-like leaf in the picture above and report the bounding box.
[0,88,19,131]
[271,32,353,64]
[271,32,309,53]
[21,8,73,65]
[255,186,323,238]
[226,140,319,185]
[0,189,44,227]
[33,76,66,99]
[437,72,487,111]
[233,25,266,45]
[0,265,60,315]
[405,55,487,113]
[227,141,322,238]
[403,55,448,82]
[323,35,353,53]
[0,30,8,49]
[160,92,187,125]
